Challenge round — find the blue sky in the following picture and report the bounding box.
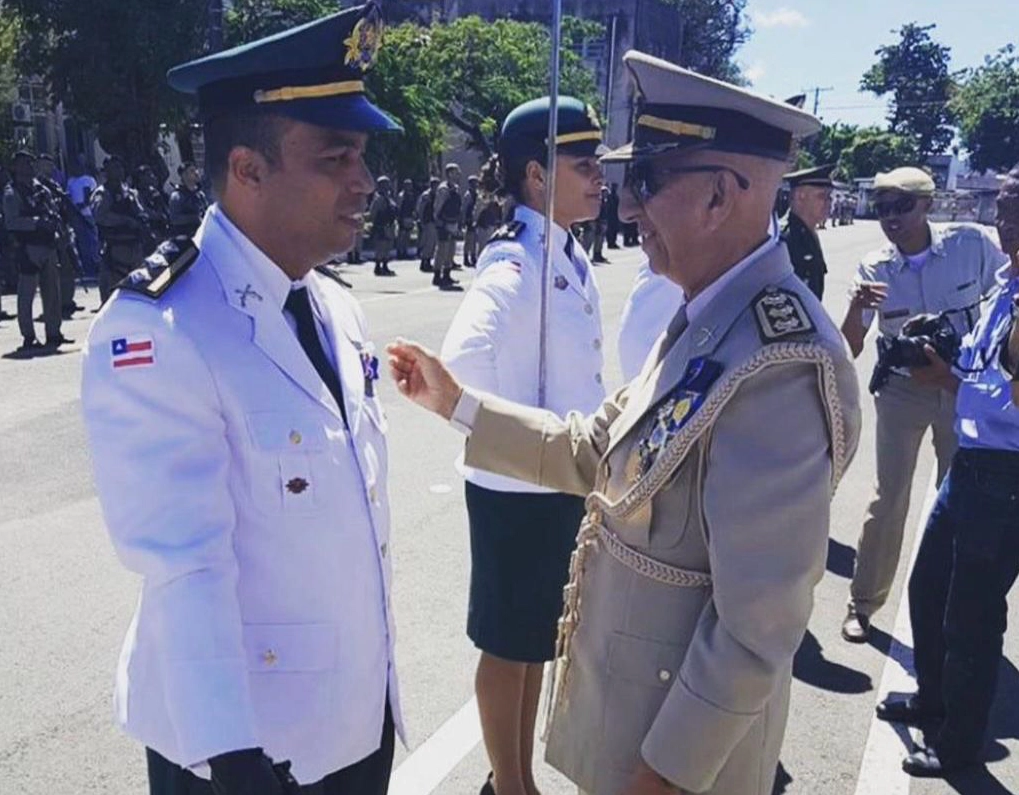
[737,0,1017,128]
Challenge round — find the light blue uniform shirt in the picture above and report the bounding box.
[954,263,1019,451]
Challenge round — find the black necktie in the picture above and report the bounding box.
[284,287,348,427]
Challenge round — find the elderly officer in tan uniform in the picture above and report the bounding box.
[388,52,861,795]
[839,167,1008,643]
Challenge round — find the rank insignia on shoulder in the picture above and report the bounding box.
[485,220,526,246]
[635,357,723,478]
[753,287,816,342]
[117,237,199,299]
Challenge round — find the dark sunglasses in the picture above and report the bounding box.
[624,161,751,204]
[873,194,918,218]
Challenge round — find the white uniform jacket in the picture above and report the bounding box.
[81,205,402,785]
[441,203,606,493]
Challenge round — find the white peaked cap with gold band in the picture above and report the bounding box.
[601,51,822,163]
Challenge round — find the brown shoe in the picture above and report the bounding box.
[841,609,870,643]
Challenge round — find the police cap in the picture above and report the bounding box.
[601,51,821,163]
[785,163,836,188]
[499,96,607,162]
[167,1,400,134]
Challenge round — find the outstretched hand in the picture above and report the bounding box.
[386,339,463,420]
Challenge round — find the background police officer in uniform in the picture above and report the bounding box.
[461,174,480,268]
[92,155,150,302]
[81,4,403,793]
[839,167,1008,643]
[395,177,416,259]
[876,163,1019,779]
[433,163,463,290]
[135,164,172,248]
[780,164,835,300]
[168,161,210,237]
[2,150,69,351]
[440,95,607,795]
[415,176,439,272]
[368,174,397,276]
[34,152,84,319]
[389,52,861,795]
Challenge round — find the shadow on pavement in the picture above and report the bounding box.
[826,537,856,579]
[793,630,873,693]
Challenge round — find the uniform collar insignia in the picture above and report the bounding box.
[236,284,264,308]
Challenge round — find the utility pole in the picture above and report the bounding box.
[802,86,834,117]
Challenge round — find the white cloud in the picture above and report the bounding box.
[744,61,767,83]
[750,7,810,29]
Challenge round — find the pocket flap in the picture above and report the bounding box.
[243,623,337,672]
[607,633,684,688]
[246,412,327,452]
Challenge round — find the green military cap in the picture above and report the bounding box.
[785,163,836,188]
[601,51,821,163]
[873,167,936,196]
[167,0,400,133]
[499,96,607,161]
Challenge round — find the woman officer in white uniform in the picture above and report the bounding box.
[440,97,607,795]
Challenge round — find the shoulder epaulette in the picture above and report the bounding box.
[753,286,816,343]
[314,264,352,289]
[484,220,526,248]
[117,236,199,299]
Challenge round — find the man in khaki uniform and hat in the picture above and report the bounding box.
[388,51,861,795]
[839,167,1007,643]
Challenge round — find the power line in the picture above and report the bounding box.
[802,85,833,116]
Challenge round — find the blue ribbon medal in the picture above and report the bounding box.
[637,357,724,476]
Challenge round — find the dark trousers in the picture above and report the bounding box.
[147,705,395,795]
[909,447,1019,763]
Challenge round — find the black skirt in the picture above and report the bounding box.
[465,481,587,663]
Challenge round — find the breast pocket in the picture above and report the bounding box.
[245,412,330,514]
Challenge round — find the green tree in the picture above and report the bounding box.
[667,0,751,82]
[0,8,22,163]
[9,0,207,166]
[951,45,1019,172]
[224,0,335,46]
[798,122,860,171]
[861,22,955,159]
[837,126,921,181]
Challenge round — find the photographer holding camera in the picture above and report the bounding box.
[839,167,1007,643]
[875,163,1019,777]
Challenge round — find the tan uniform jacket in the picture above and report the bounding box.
[463,247,861,795]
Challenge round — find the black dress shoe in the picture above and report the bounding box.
[902,746,973,778]
[46,334,75,348]
[841,608,870,643]
[876,694,943,727]
[479,772,495,795]
[17,339,44,353]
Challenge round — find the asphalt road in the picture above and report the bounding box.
[1,221,1016,795]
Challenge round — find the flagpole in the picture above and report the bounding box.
[538,0,564,407]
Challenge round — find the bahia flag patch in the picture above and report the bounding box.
[110,336,155,370]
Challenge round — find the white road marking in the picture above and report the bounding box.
[853,469,940,795]
[428,484,453,495]
[389,697,482,795]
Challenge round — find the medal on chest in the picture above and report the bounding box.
[634,357,724,479]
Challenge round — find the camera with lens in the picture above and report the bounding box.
[869,313,961,394]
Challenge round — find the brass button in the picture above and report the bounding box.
[584,304,594,316]
[593,338,602,351]
[289,430,302,446]
[368,485,379,504]
[658,669,672,683]
[262,649,278,667]
[380,542,388,558]
[595,373,603,385]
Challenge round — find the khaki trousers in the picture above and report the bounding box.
[850,375,957,617]
[419,223,437,261]
[17,247,61,342]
